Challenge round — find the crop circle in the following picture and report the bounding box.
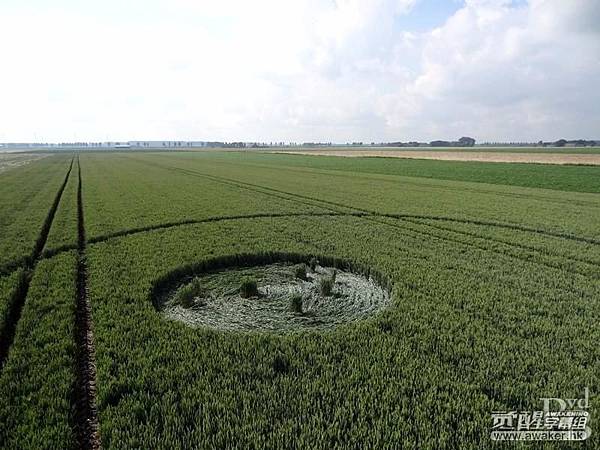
[152,253,391,332]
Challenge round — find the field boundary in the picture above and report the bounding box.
[73,155,101,449]
[0,156,73,370]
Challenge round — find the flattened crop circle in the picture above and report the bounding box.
[151,253,392,332]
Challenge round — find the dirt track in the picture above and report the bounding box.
[275,150,600,165]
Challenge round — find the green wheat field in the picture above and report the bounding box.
[0,151,599,449]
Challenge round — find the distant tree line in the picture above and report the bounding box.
[302,142,333,147]
[3,137,599,151]
[430,137,476,147]
[380,137,476,147]
[539,139,598,147]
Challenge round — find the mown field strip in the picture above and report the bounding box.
[74,155,102,449]
[0,156,73,371]
[275,149,600,165]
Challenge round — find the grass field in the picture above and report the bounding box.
[0,151,598,449]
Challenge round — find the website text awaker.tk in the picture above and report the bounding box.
[491,430,588,441]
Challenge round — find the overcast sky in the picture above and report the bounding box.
[1,0,599,143]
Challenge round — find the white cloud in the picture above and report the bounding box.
[378,0,600,141]
[0,0,598,142]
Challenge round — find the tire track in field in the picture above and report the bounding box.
[0,158,73,272]
[73,155,101,450]
[0,157,74,371]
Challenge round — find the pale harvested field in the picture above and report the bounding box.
[274,150,600,165]
[0,153,48,173]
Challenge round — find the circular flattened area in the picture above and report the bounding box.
[157,260,390,332]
